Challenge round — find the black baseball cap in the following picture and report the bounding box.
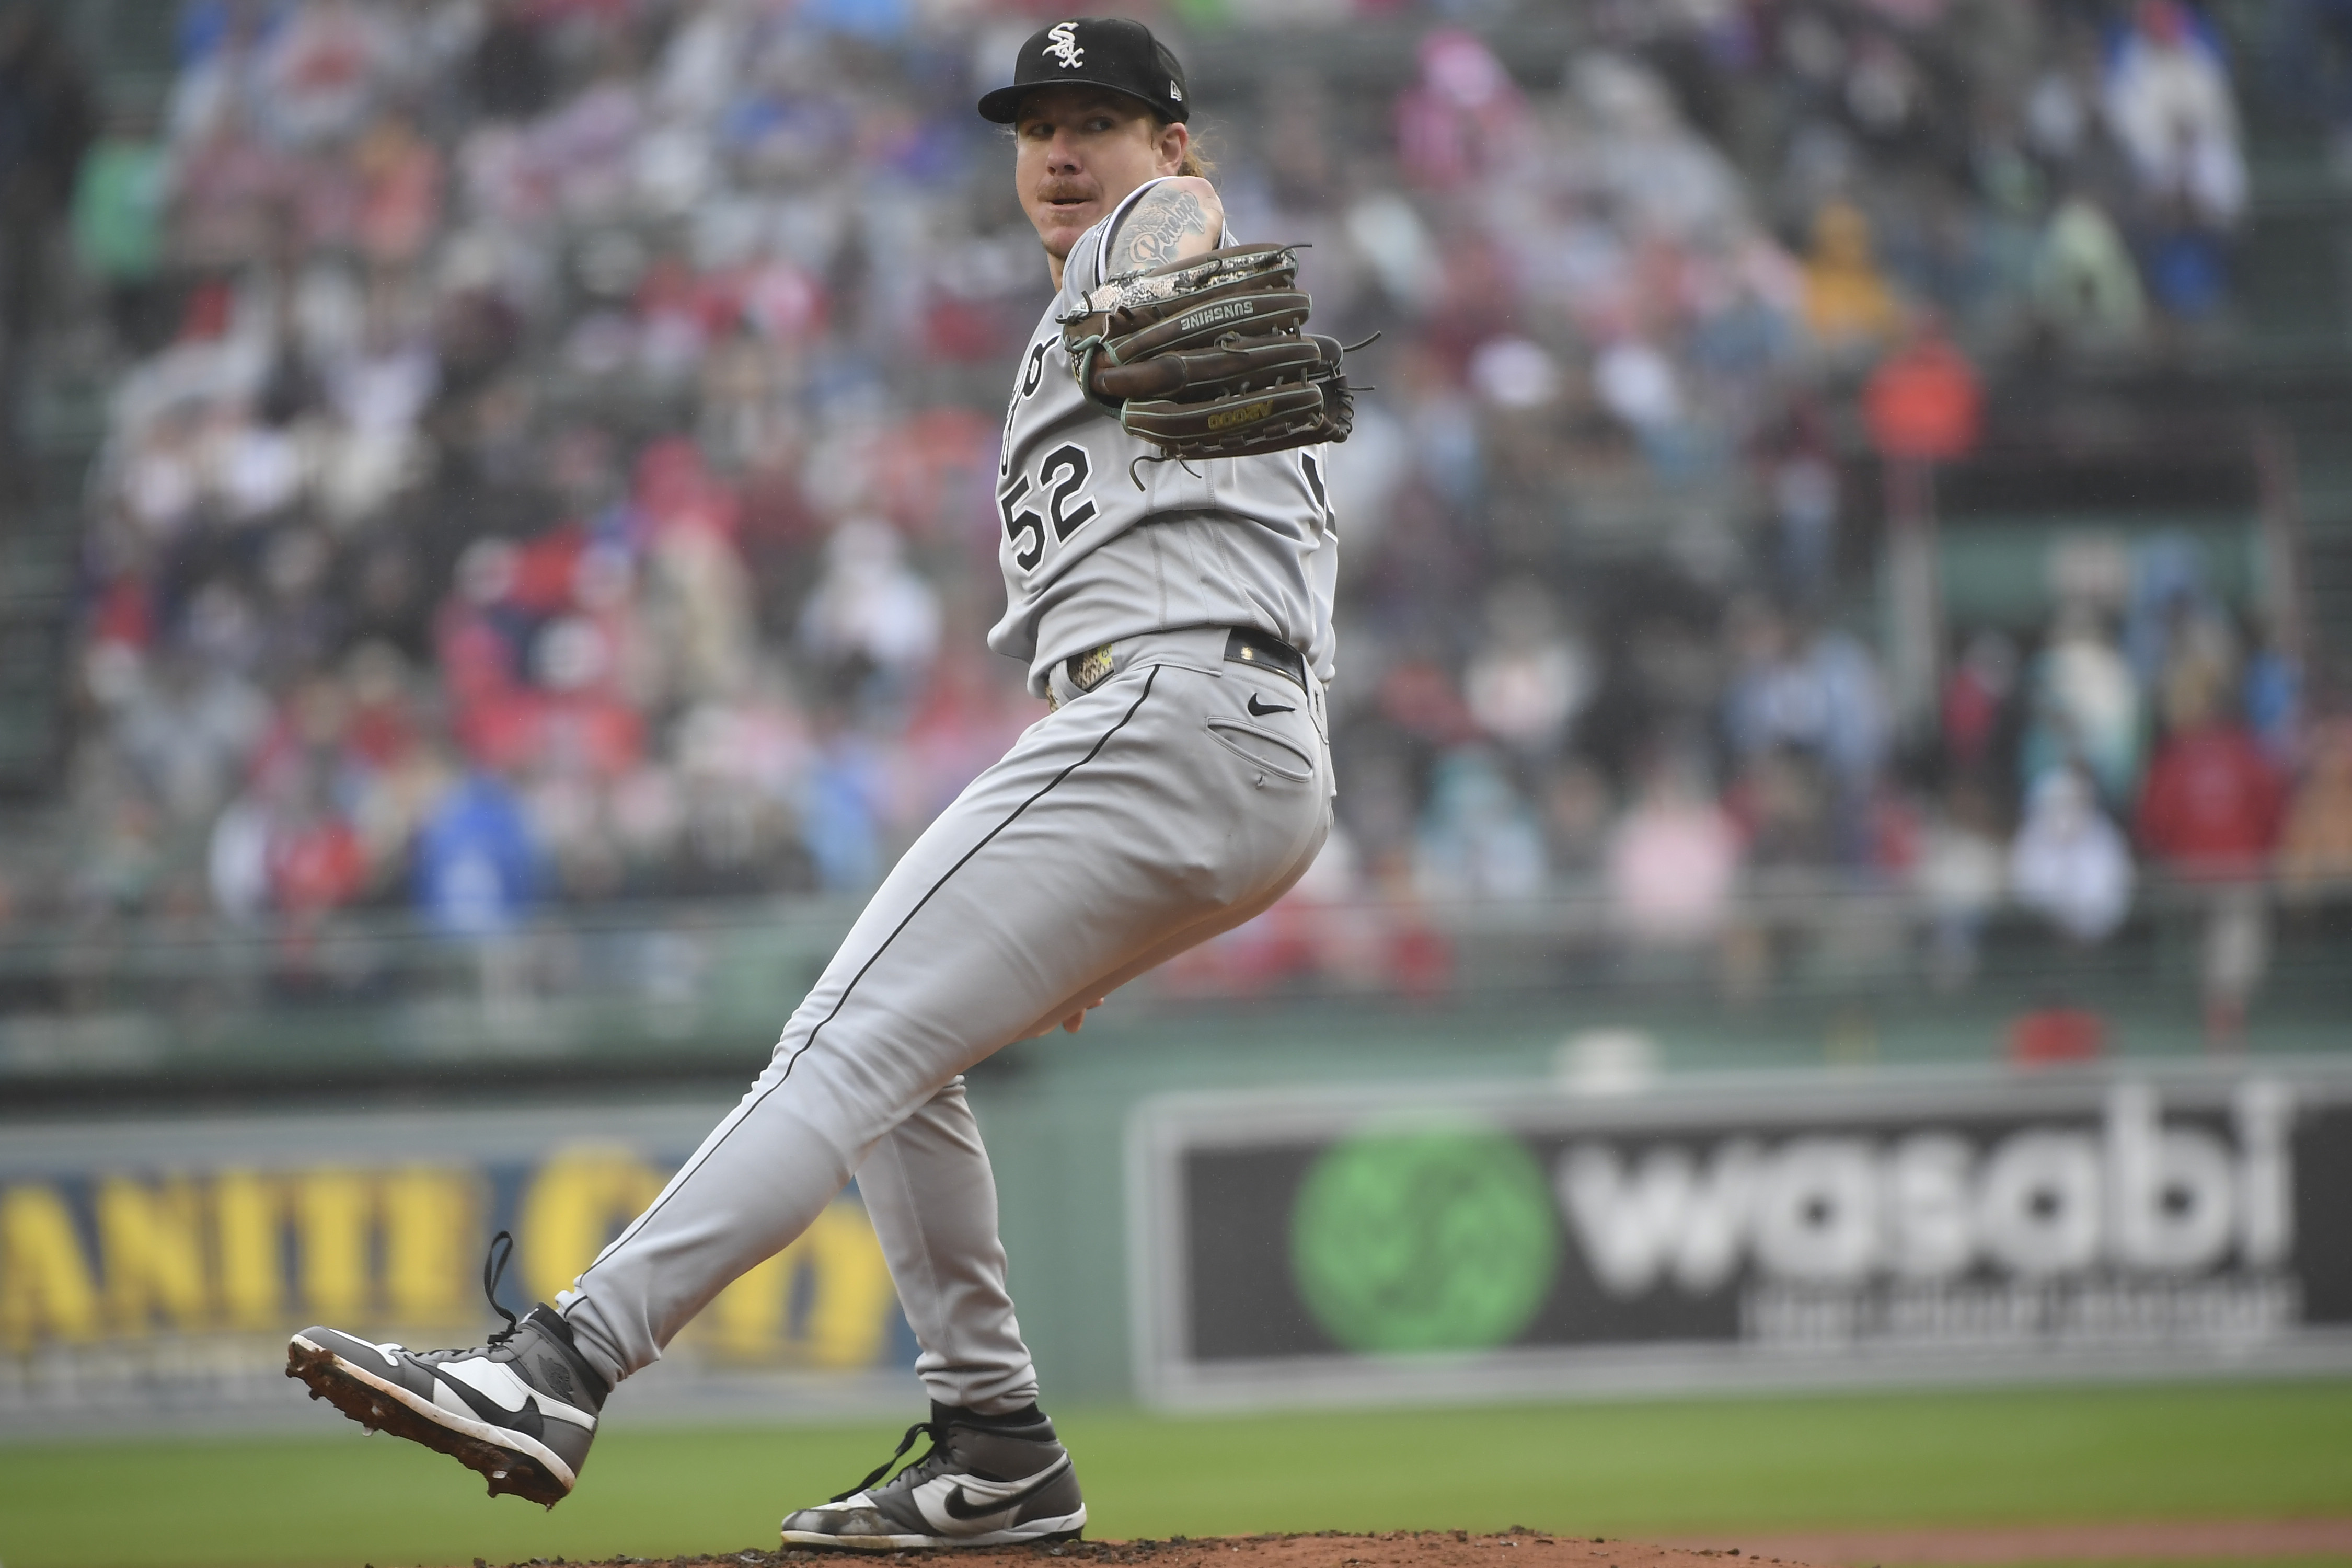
[976,17,1189,125]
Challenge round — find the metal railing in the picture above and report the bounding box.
[2,872,2345,1086]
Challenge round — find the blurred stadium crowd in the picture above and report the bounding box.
[2,0,2351,1019]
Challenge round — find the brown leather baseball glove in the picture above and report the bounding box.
[1057,244,1364,471]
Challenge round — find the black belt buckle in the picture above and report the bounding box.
[1224,627,1306,691]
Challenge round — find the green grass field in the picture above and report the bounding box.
[4,1382,2350,1568]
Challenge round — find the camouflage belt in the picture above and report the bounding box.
[1047,632,1307,711]
[1068,642,1116,692]
[1047,643,1116,712]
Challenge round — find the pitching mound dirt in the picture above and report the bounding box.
[469,1529,1806,1568]
[1673,1519,2352,1563]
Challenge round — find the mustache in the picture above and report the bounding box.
[1036,180,1097,203]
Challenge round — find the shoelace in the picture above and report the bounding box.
[482,1229,521,1346]
[830,1419,943,1503]
[411,1230,522,1356]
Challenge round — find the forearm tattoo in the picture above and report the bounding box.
[1110,186,1215,274]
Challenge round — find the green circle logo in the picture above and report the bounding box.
[1289,1126,1559,1354]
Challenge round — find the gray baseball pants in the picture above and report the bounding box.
[557,633,1332,1412]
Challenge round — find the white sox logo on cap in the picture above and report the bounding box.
[974,15,1186,125]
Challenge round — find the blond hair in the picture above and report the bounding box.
[1174,123,1214,180]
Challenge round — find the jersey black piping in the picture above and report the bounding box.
[570,666,1165,1304]
[1094,177,1167,288]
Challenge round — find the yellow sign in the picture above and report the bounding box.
[1,1146,897,1369]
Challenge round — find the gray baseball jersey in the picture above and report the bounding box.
[555,175,1339,1425]
[987,177,1340,695]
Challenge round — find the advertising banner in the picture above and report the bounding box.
[1127,1062,2352,1409]
[0,1104,910,1433]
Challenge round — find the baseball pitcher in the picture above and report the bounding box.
[286,16,1361,1550]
